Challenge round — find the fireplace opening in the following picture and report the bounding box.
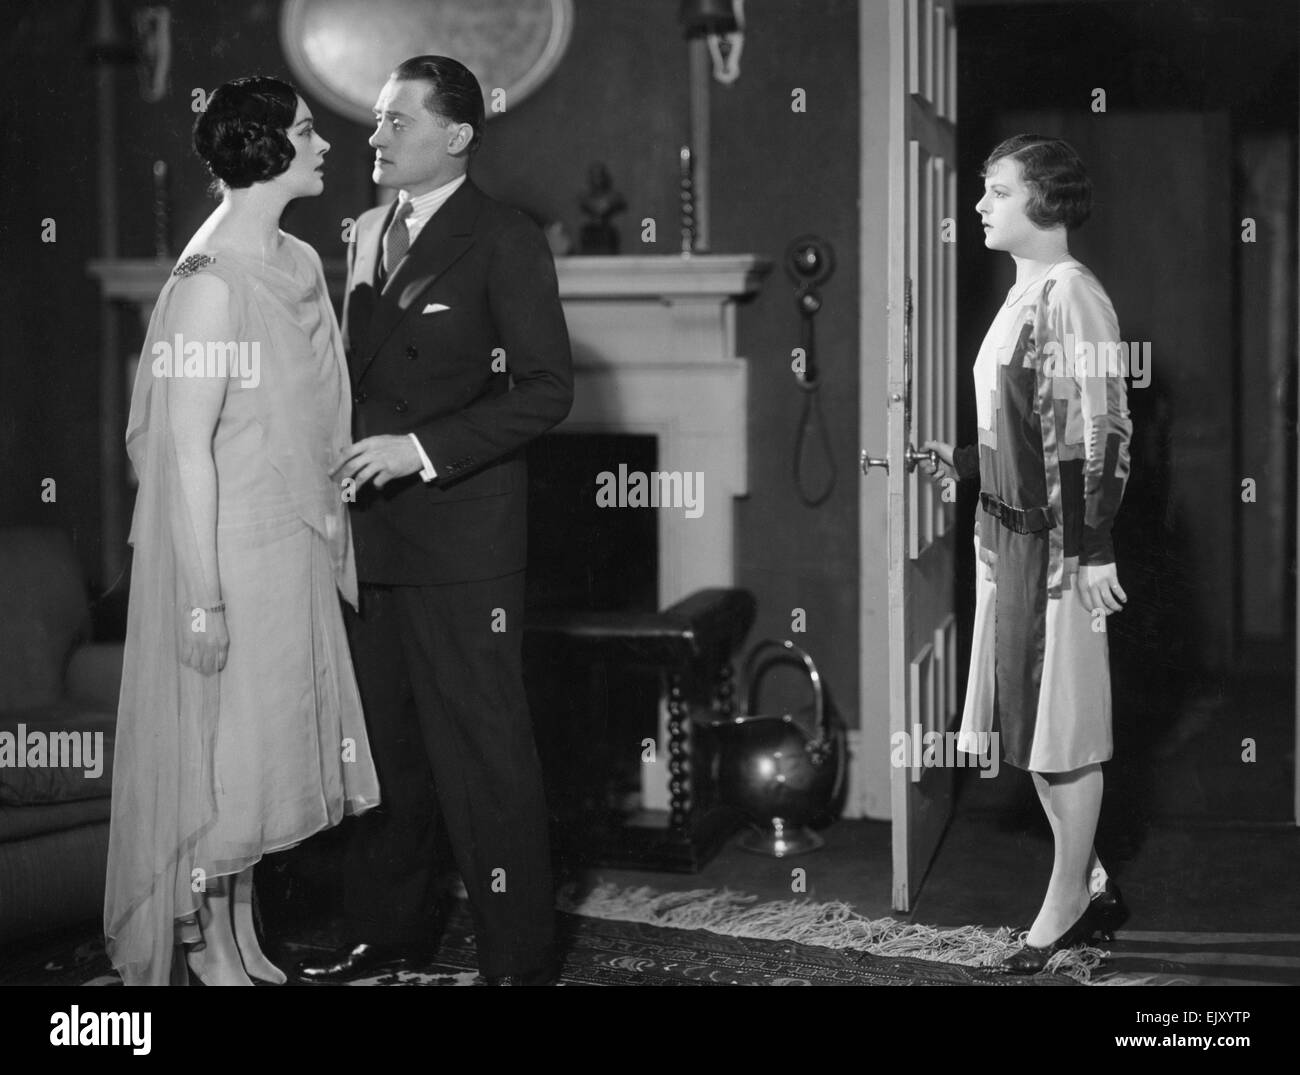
[524,432,662,856]
[524,432,658,613]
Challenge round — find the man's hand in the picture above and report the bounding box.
[331,436,424,491]
[1076,562,1127,615]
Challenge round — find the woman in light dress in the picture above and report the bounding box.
[105,77,379,986]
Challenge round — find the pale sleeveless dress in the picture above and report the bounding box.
[105,236,380,985]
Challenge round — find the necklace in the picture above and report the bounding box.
[1004,258,1064,308]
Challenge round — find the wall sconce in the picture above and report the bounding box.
[133,6,172,103]
[679,0,745,85]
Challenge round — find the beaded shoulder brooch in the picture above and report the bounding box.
[172,253,217,277]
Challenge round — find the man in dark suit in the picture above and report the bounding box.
[297,55,572,985]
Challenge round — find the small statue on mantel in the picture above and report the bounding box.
[578,161,626,255]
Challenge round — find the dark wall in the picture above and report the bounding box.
[2,0,863,720]
[1,5,106,561]
[716,1,862,722]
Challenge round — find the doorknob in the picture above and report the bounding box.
[859,446,936,475]
[859,450,888,474]
[905,445,937,472]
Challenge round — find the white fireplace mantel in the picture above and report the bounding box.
[552,255,770,608]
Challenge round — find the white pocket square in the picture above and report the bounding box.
[422,302,451,314]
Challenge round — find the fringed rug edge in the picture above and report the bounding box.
[558,881,1109,984]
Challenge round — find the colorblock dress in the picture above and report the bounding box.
[104,237,381,985]
[955,259,1132,772]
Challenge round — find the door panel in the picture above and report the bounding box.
[886,0,960,912]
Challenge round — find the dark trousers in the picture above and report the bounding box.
[342,572,555,977]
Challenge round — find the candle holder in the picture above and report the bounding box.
[679,145,697,256]
[151,159,170,259]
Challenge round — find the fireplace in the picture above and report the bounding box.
[546,255,770,809]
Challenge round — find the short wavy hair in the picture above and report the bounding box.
[193,76,299,190]
[392,55,485,154]
[982,135,1092,231]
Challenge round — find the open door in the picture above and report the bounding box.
[860,0,959,912]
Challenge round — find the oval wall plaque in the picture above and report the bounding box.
[279,0,574,125]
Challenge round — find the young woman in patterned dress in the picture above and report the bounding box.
[924,135,1133,973]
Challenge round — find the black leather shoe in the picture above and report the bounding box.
[480,962,560,987]
[997,902,1100,975]
[1005,880,1128,942]
[296,941,435,984]
[1090,878,1129,940]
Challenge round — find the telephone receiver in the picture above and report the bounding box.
[784,235,837,506]
[785,235,836,386]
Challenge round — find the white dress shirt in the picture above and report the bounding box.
[394,175,467,481]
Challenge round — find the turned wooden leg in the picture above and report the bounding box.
[667,672,690,832]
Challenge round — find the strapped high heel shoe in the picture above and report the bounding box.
[997,901,1101,975]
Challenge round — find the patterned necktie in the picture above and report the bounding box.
[381,199,414,282]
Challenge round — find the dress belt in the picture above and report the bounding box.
[979,491,1056,535]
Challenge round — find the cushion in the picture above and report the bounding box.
[0,706,115,806]
[0,796,110,843]
[0,527,92,710]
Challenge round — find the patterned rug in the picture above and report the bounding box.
[6,895,1077,987]
[9,883,1293,986]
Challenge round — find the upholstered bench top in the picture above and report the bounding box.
[524,587,756,666]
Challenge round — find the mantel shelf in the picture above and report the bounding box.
[87,253,772,305]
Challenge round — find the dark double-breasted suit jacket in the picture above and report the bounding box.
[342,178,574,583]
[338,177,572,972]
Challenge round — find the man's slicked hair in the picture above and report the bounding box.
[392,55,485,154]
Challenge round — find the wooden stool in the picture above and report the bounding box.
[524,588,756,871]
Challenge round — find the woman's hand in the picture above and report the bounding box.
[1075,563,1127,615]
[920,440,957,485]
[180,606,229,675]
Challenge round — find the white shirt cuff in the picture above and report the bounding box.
[409,433,437,481]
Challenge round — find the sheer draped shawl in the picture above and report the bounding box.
[104,239,356,986]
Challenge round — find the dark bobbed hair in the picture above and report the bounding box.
[193,76,300,190]
[392,55,485,154]
[982,134,1092,231]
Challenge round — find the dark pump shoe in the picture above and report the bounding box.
[1005,878,1130,942]
[296,941,435,983]
[997,902,1101,975]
